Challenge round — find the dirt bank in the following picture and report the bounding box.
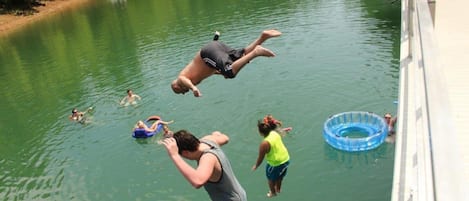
[0,0,91,37]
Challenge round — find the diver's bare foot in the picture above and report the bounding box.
[254,45,275,57]
[262,29,282,39]
[267,191,277,198]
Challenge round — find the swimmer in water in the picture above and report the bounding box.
[120,89,142,106]
[69,107,93,124]
[384,113,397,135]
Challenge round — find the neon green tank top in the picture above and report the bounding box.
[264,131,290,166]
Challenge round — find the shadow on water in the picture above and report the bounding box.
[323,142,390,169]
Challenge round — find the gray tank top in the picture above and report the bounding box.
[200,139,247,201]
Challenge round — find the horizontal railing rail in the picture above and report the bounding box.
[391,0,469,200]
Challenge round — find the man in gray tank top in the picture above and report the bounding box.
[160,130,247,201]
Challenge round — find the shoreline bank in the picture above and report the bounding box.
[0,0,91,37]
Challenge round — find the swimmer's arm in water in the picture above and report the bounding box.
[134,94,142,100]
[177,76,201,97]
[83,107,93,114]
[119,96,127,105]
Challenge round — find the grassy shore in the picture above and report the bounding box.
[0,0,90,37]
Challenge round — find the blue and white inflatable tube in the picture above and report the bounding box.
[132,121,163,138]
[323,111,388,152]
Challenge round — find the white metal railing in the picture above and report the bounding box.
[391,0,469,201]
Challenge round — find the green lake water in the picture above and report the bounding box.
[0,0,400,200]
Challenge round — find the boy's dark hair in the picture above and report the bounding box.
[173,130,200,154]
[257,120,276,136]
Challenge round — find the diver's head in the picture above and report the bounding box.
[171,80,189,94]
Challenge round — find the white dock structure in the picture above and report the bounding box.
[391,0,469,200]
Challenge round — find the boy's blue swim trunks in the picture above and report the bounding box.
[266,161,290,181]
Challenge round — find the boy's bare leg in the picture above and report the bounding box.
[267,180,277,197]
[244,30,282,54]
[230,45,275,75]
[275,180,282,194]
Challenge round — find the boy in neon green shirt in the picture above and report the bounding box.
[252,118,290,198]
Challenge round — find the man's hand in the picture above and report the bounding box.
[192,87,202,97]
[177,76,202,97]
[161,137,180,157]
[251,164,258,171]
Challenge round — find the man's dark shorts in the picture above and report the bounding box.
[200,41,245,79]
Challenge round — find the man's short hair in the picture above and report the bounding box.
[173,130,200,154]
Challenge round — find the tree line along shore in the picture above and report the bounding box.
[1,0,46,15]
[0,0,90,36]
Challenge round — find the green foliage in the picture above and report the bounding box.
[0,0,45,15]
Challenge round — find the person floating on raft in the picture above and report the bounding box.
[132,115,174,138]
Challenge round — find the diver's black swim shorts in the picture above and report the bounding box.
[200,41,245,79]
